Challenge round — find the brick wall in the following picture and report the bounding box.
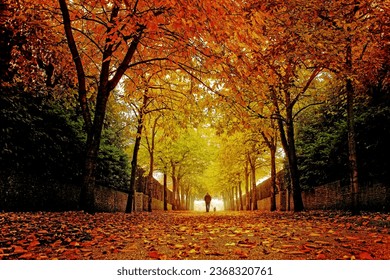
[301,181,389,211]
[94,186,128,212]
[256,179,390,212]
[0,172,172,212]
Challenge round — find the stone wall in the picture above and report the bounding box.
[134,192,172,211]
[0,171,172,212]
[256,180,389,212]
[94,186,128,212]
[301,181,389,211]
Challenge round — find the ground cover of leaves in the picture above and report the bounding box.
[0,210,389,260]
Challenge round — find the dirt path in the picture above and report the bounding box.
[1,210,389,260]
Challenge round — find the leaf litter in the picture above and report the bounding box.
[0,210,389,260]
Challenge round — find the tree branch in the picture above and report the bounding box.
[290,67,322,108]
[108,25,146,91]
[58,0,92,131]
[293,101,325,120]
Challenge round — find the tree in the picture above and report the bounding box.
[300,0,389,213]
[54,0,232,212]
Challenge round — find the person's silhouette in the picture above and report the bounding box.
[204,193,212,212]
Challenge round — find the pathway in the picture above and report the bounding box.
[0,210,389,260]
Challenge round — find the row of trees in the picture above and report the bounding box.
[201,0,389,213]
[1,0,389,213]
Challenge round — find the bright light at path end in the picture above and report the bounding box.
[193,198,224,212]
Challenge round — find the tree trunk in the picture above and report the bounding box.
[180,183,185,210]
[261,130,278,211]
[125,122,142,213]
[163,172,168,211]
[346,41,360,215]
[171,162,178,210]
[232,185,236,211]
[347,80,359,214]
[276,101,304,212]
[238,181,243,211]
[185,189,191,210]
[146,115,160,212]
[147,178,152,212]
[286,115,304,212]
[244,157,250,210]
[249,154,257,210]
[270,145,277,211]
[126,95,148,213]
[79,87,110,213]
[79,144,97,213]
[231,187,235,210]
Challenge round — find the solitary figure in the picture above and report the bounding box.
[204,193,212,212]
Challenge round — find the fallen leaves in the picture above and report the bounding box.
[148,250,166,260]
[0,211,389,260]
[0,211,136,260]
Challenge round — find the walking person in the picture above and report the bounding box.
[204,193,212,212]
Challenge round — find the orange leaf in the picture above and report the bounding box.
[148,251,161,259]
[69,241,80,247]
[316,253,326,260]
[359,252,374,260]
[29,240,40,248]
[19,253,33,259]
[346,236,359,240]
[13,246,27,254]
[83,252,93,258]
[234,249,249,258]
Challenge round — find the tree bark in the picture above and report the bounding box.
[261,130,278,211]
[171,161,178,210]
[126,94,148,213]
[125,120,142,213]
[270,145,277,211]
[230,187,235,211]
[273,88,304,212]
[249,153,257,210]
[79,91,109,213]
[346,40,360,215]
[163,172,168,211]
[146,115,161,212]
[176,176,182,210]
[244,156,250,210]
[238,181,243,211]
[285,110,304,212]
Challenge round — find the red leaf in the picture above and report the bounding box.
[29,240,40,248]
[19,253,33,259]
[69,241,80,247]
[148,251,161,259]
[13,246,27,254]
[359,252,374,260]
[234,249,249,258]
[316,253,326,260]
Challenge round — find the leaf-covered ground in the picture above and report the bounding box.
[0,210,389,260]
